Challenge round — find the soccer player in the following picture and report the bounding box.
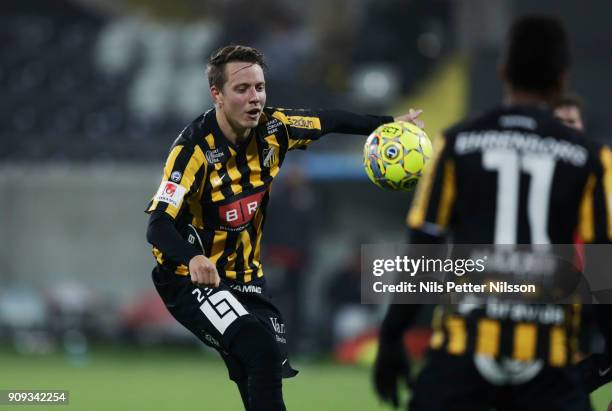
[554,94,585,132]
[373,15,612,411]
[145,45,422,411]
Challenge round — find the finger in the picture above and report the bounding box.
[195,269,207,287]
[412,119,425,129]
[408,108,423,119]
[202,267,217,287]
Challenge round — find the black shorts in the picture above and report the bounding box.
[409,350,591,411]
[152,266,298,381]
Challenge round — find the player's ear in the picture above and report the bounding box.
[211,85,223,107]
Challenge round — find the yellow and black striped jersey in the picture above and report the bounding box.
[429,304,581,367]
[408,105,612,244]
[407,105,612,366]
[146,107,391,282]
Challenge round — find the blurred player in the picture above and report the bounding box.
[373,15,612,411]
[554,95,592,363]
[554,94,585,131]
[145,45,422,411]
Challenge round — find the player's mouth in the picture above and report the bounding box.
[246,109,261,120]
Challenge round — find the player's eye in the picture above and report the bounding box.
[256,84,265,92]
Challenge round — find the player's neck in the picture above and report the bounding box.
[505,90,556,110]
[215,109,251,145]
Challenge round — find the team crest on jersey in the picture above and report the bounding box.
[262,147,278,168]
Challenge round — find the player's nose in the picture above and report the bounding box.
[248,87,260,103]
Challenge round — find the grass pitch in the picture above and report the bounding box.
[0,347,610,410]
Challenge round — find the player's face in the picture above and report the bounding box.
[554,105,584,131]
[215,62,266,132]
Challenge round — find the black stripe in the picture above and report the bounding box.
[152,199,170,214]
[190,162,207,197]
[173,145,196,175]
[255,135,271,182]
[245,223,260,274]
[465,317,477,354]
[202,229,215,258]
[217,159,236,199]
[199,137,215,203]
[498,320,514,358]
[234,242,246,279]
[276,126,289,166]
[236,141,254,192]
[593,176,607,242]
[517,173,531,243]
[535,323,550,360]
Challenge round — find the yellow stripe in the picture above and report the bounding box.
[436,159,456,228]
[476,318,500,357]
[208,231,232,279]
[549,326,567,367]
[205,133,215,149]
[225,147,243,195]
[209,231,227,264]
[407,135,447,229]
[446,315,466,355]
[152,247,164,265]
[601,147,612,240]
[153,247,189,276]
[252,207,265,279]
[264,134,281,178]
[272,110,289,124]
[430,306,445,349]
[163,146,184,179]
[578,174,596,242]
[513,323,537,361]
[165,145,207,219]
[176,264,189,276]
[272,110,318,150]
[271,111,322,131]
[240,230,255,283]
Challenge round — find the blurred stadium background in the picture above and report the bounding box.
[1,0,612,409]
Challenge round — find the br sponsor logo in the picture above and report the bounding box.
[218,190,267,228]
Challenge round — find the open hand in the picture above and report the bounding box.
[395,109,424,129]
